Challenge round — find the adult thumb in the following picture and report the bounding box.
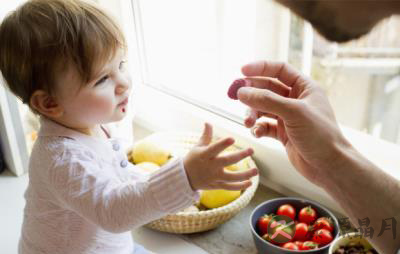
[237,87,295,120]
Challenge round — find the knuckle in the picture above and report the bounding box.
[259,90,273,101]
[216,168,226,179]
[281,62,290,74]
[292,100,308,114]
[196,147,207,157]
[220,157,229,165]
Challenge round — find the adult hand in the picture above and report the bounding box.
[236,60,351,187]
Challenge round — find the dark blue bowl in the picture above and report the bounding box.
[250,197,340,254]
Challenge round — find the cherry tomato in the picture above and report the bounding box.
[257,214,274,236]
[282,242,299,250]
[262,233,280,245]
[312,229,333,246]
[293,241,304,249]
[313,217,334,232]
[268,223,295,244]
[294,222,311,241]
[277,204,296,220]
[301,241,319,250]
[298,206,317,224]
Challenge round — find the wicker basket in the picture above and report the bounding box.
[129,131,259,234]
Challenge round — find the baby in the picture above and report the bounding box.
[0,0,258,254]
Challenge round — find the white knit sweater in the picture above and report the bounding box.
[18,116,199,254]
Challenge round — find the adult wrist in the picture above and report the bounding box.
[317,136,361,189]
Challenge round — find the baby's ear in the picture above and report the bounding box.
[30,90,63,118]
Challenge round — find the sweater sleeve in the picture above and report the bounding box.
[48,147,199,233]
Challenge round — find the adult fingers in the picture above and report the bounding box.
[244,108,278,128]
[244,108,260,128]
[251,121,279,140]
[242,61,307,89]
[215,148,254,167]
[197,122,213,146]
[245,77,291,97]
[220,167,258,182]
[237,87,297,120]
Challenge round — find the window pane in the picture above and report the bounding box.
[288,15,400,145]
[138,0,289,121]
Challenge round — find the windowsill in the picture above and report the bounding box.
[321,57,400,74]
[132,83,400,217]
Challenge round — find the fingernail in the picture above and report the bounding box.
[251,127,259,138]
[237,87,251,100]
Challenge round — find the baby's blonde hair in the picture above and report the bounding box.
[0,0,126,114]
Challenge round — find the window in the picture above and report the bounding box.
[132,0,400,146]
[132,0,290,123]
[289,15,400,145]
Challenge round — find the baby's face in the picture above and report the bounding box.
[55,48,131,127]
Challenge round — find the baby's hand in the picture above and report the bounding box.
[183,123,258,191]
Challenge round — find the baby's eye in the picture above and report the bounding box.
[119,60,126,70]
[95,75,109,86]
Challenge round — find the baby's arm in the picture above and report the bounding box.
[48,148,197,233]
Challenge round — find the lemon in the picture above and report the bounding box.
[135,162,160,172]
[225,163,239,171]
[131,140,171,166]
[200,189,241,209]
[224,157,251,171]
[221,149,251,171]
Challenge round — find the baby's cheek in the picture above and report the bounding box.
[93,97,114,114]
[81,96,114,121]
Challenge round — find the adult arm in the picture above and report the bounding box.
[235,60,400,254]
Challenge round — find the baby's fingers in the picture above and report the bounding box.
[216,148,254,167]
[221,167,258,182]
[205,137,235,158]
[217,180,252,191]
[197,123,213,146]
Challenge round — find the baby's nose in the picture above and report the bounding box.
[116,81,130,94]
